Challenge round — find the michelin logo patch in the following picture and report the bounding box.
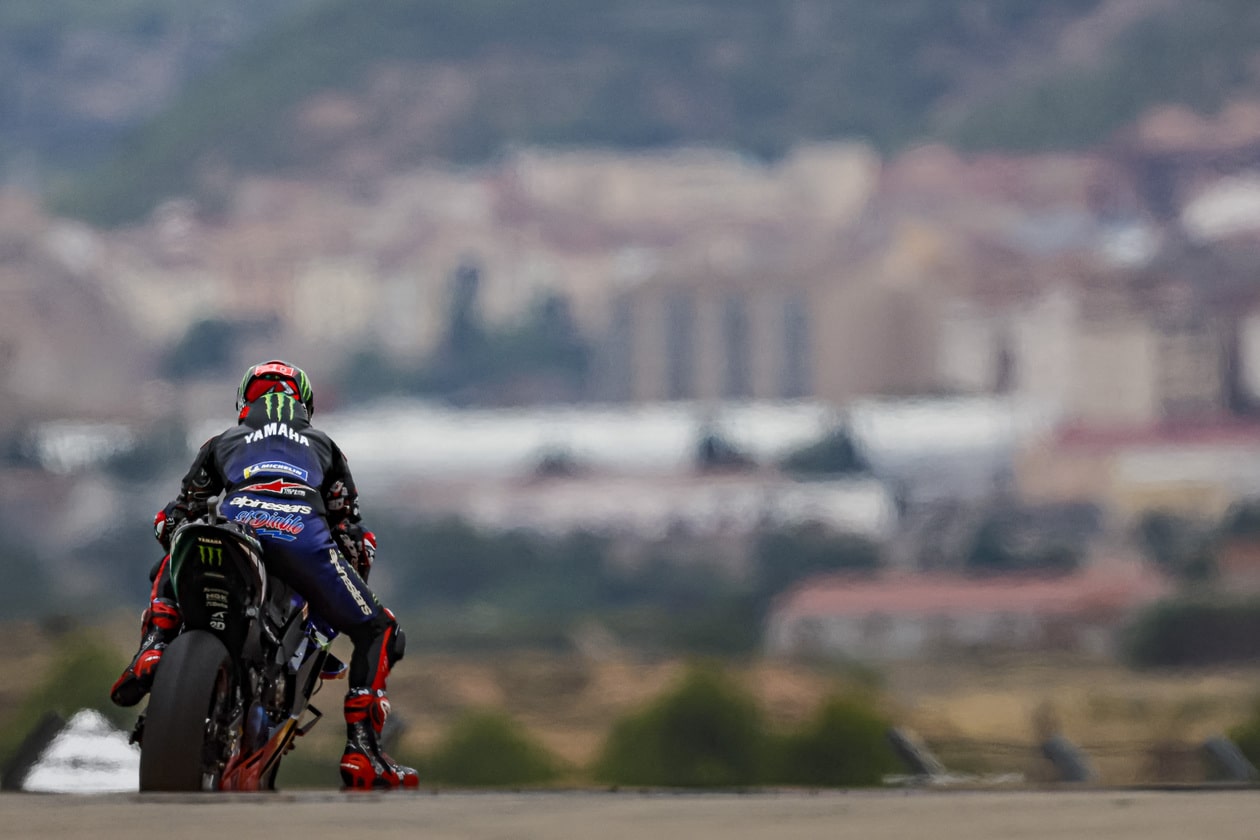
[244,461,309,481]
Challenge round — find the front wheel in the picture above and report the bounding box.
[139,630,235,792]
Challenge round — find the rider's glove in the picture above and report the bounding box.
[153,501,180,551]
[359,530,376,581]
[334,520,374,581]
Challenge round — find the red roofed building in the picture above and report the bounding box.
[764,559,1173,661]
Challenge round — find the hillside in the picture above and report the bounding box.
[46,0,1260,226]
[0,0,308,177]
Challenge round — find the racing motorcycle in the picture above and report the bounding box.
[133,513,336,792]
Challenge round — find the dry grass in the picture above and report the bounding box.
[7,613,1260,785]
[388,649,1260,782]
[880,654,1260,783]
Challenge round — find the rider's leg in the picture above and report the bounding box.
[255,520,417,789]
[340,607,418,789]
[111,555,181,707]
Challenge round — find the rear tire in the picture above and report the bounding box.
[139,630,234,792]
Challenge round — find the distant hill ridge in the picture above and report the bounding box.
[27,0,1260,225]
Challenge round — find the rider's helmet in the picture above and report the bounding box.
[236,360,314,420]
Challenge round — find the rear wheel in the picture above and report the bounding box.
[139,630,236,792]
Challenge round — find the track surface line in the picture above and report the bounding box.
[4,789,1260,840]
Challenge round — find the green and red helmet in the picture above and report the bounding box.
[236,360,314,420]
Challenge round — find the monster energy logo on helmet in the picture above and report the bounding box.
[263,392,298,420]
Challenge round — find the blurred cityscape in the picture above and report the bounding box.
[4,1,1260,672]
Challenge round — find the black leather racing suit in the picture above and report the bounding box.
[159,392,399,690]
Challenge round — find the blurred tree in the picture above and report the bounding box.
[779,426,870,477]
[752,525,881,609]
[769,692,899,787]
[0,543,49,619]
[441,260,486,363]
[594,664,767,787]
[427,709,562,786]
[966,509,1081,575]
[1124,598,1260,667]
[1136,510,1216,582]
[375,514,767,654]
[332,345,410,401]
[1220,500,1260,539]
[695,426,755,472]
[161,316,275,379]
[417,277,593,404]
[161,318,238,378]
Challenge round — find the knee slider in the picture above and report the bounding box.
[348,610,404,665]
[376,607,405,666]
[347,610,389,646]
[390,627,406,666]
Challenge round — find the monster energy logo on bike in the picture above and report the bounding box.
[199,545,223,566]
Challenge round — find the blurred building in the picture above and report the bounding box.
[596,258,942,405]
[1015,422,1260,524]
[406,472,896,542]
[930,270,1260,526]
[940,282,1234,428]
[765,558,1171,661]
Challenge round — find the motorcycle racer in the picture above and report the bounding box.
[111,360,417,789]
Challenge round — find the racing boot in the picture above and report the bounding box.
[111,598,181,707]
[340,688,419,790]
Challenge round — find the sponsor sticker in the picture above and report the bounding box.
[234,510,306,540]
[245,478,310,496]
[329,548,373,616]
[244,461,310,481]
[243,422,310,446]
[227,497,313,514]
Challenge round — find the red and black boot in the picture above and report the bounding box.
[340,688,419,790]
[110,598,181,707]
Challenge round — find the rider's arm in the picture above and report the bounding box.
[324,440,375,579]
[164,435,226,541]
[323,440,361,528]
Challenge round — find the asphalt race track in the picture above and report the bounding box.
[4,789,1260,840]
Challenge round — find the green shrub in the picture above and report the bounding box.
[1228,698,1260,769]
[1135,510,1216,582]
[0,548,49,619]
[427,709,561,787]
[593,664,766,787]
[0,631,132,765]
[1123,598,1260,668]
[779,426,870,476]
[768,692,898,787]
[752,525,882,606]
[1222,501,1260,538]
